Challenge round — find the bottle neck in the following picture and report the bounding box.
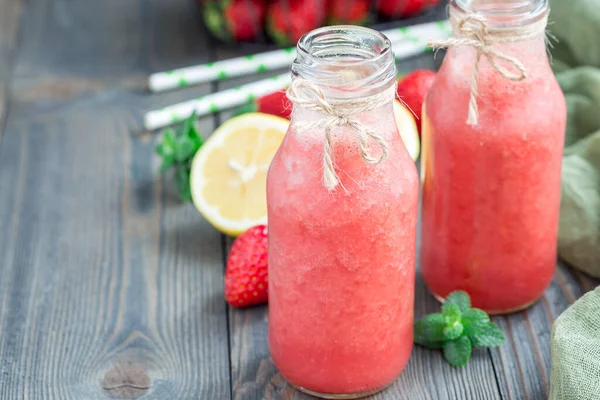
[451,0,549,28]
[446,0,550,80]
[291,26,397,101]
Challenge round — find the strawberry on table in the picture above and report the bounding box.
[267,0,325,46]
[235,90,291,119]
[397,69,437,135]
[327,0,370,25]
[377,0,440,18]
[204,0,267,42]
[225,225,269,307]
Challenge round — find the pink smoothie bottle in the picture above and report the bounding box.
[421,0,567,314]
[267,26,419,398]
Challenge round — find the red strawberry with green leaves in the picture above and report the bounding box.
[377,0,440,18]
[225,225,269,307]
[204,0,267,42]
[234,90,291,119]
[327,0,370,25]
[267,0,325,46]
[397,69,437,135]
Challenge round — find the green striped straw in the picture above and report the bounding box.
[148,20,451,93]
[144,73,291,130]
[144,20,452,130]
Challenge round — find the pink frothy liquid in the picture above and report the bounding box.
[421,36,567,313]
[267,103,419,396]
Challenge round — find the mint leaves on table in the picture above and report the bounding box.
[155,113,204,201]
[414,291,505,367]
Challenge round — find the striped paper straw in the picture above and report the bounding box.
[149,48,296,92]
[148,20,451,93]
[144,73,291,131]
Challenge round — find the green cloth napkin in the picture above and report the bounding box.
[550,0,600,278]
[549,3,600,398]
[550,287,600,400]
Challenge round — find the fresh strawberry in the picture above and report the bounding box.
[234,90,291,119]
[377,0,440,18]
[328,0,370,25]
[267,0,325,46]
[397,69,437,135]
[225,225,269,308]
[204,0,266,42]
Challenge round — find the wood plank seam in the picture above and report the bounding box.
[488,347,507,400]
[203,22,237,399]
[0,0,24,146]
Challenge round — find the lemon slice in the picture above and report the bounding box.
[190,113,288,236]
[393,99,421,161]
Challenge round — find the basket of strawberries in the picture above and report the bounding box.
[200,0,444,45]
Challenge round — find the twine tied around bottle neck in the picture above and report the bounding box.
[286,79,396,191]
[429,12,548,125]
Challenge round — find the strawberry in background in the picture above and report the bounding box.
[235,90,292,119]
[267,0,326,46]
[328,0,370,25]
[397,69,437,135]
[377,0,440,18]
[204,0,267,42]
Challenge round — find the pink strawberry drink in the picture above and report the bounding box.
[421,0,567,313]
[267,26,419,398]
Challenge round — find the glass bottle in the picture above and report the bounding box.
[421,0,567,314]
[267,26,419,398]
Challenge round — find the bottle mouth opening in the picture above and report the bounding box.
[451,0,549,27]
[292,26,397,99]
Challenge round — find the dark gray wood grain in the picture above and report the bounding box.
[491,263,599,400]
[0,105,232,400]
[0,0,22,137]
[0,0,233,399]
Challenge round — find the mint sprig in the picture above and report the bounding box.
[414,291,505,367]
[155,113,204,201]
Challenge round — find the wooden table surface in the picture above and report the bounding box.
[0,0,597,399]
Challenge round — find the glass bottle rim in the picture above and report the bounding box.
[451,0,549,28]
[292,25,397,99]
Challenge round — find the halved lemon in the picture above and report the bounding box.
[394,99,421,161]
[190,113,288,236]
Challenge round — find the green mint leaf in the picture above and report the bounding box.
[444,291,471,313]
[163,128,176,148]
[441,303,463,340]
[462,308,491,337]
[188,128,204,150]
[414,320,445,348]
[232,102,258,117]
[157,113,204,202]
[183,113,204,151]
[469,322,505,348]
[443,321,464,341]
[160,155,175,172]
[444,336,472,367]
[182,112,195,137]
[155,141,173,158]
[174,137,197,162]
[442,302,462,322]
[175,166,192,202]
[418,313,446,342]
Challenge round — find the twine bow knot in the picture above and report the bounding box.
[286,79,395,190]
[429,13,548,125]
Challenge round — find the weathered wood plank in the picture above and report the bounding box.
[0,0,233,398]
[490,262,599,400]
[0,106,231,400]
[7,0,213,120]
[0,0,22,138]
